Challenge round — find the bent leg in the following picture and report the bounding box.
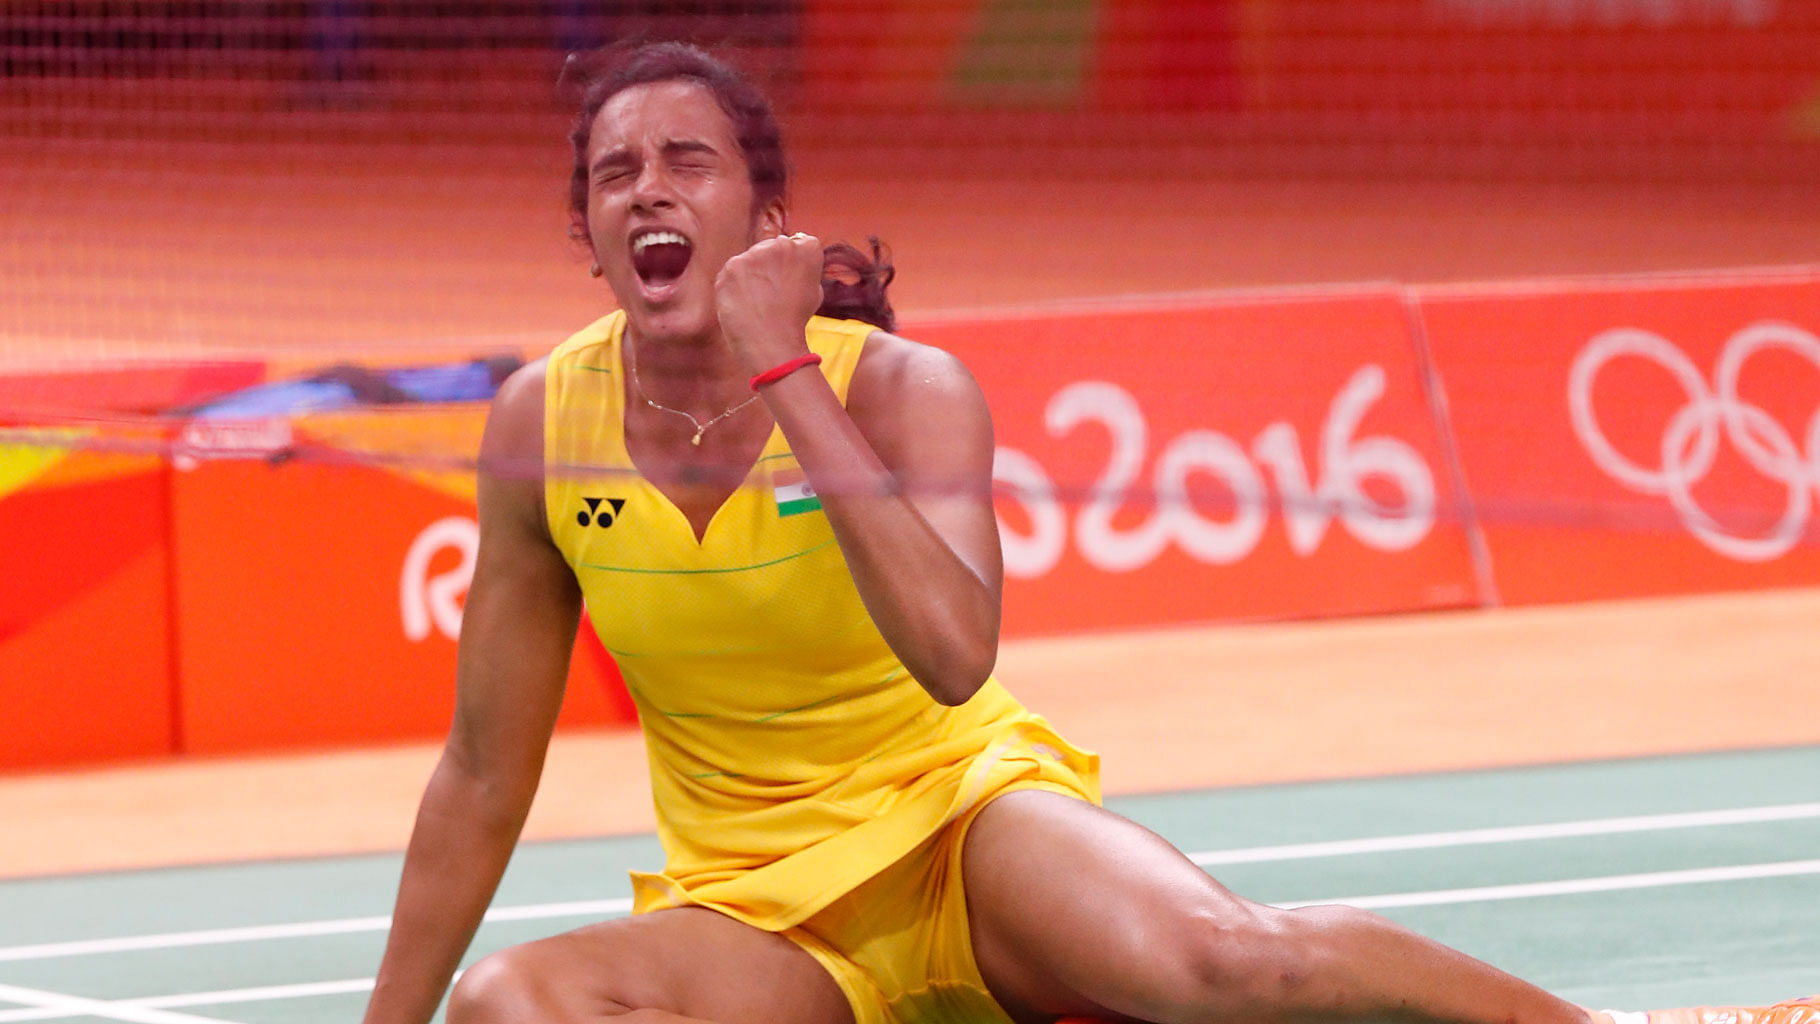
[449,905,855,1024]
[963,790,1590,1024]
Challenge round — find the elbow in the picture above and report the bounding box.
[912,635,999,707]
[438,729,541,828]
[882,587,1002,706]
[927,683,984,707]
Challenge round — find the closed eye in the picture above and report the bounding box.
[590,149,638,185]
[661,139,720,170]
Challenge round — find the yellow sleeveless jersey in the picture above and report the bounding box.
[543,311,1099,931]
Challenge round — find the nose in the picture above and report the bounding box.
[629,161,675,212]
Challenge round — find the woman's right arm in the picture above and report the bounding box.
[361,360,581,1024]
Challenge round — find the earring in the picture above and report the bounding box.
[589,263,603,278]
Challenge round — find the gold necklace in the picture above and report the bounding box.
[627,344,760,447]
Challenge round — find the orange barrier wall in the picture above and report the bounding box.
[1,359,263,771]
[7,268,1820,770]
[0,435,175,770]
[1413,270,1820,605]
[168,408,631,756]
[911,291,1482,635]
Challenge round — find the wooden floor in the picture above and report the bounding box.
[5,585,1816,879]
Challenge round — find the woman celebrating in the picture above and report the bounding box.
[361,41,1815,1024]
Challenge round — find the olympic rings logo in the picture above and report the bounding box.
[1568,321,1820,562]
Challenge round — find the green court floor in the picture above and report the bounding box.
[2,745,1816,1023]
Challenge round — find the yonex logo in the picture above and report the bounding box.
[578,497,627,527]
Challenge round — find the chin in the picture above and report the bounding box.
[624,299,717,344]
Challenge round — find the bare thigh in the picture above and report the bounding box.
[961,791,1583,1024]
[449,906,856,1024]
[961,789,1266,1024]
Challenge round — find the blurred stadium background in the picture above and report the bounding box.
[5,0,1819,365]
[4,1,1820,787]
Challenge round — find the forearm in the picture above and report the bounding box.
[763,370,999,703]
[361,754,536,1024]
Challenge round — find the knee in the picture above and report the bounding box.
[447,935,666,1023]
[447,946,546,1024]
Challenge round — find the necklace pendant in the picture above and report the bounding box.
[690,432,704,447]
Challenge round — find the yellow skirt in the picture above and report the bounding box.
[786,775,1095,1024]
[632,715,1100,1024]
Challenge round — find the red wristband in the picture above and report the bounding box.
[749,352,823,390]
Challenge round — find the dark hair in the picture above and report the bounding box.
[562,41,895,332]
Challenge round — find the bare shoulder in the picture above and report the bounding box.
[479,356,549,469]
[848,331,989,423]
[848,331,993,472]
[476,357,553,544]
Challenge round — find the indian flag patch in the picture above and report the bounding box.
[772,465,822,517]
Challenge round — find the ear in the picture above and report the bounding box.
[754,196,786,240]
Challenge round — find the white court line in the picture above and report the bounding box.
[0,915,388,965]
[1190,801,1820,866]
[5,857,1820,1023]
[0,982,241,1024]
[0,978,376,1023]
[0,801,1815,967]
[5,801,1820,965]
[1276,857,1820,910]
[0,899,631,964]
[0,800,1812,967]
[136,977,377,1008]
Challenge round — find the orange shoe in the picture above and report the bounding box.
[1590,996,1820,1024]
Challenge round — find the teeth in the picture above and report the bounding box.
[633,230,690,254]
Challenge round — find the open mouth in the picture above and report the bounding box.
[631,229,693,290]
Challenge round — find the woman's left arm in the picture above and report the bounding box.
[718,234,1003,706]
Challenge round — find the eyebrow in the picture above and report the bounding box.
[591,138,721,176]
[660,139,720,159]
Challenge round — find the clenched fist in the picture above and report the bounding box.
[715,231,825,373]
